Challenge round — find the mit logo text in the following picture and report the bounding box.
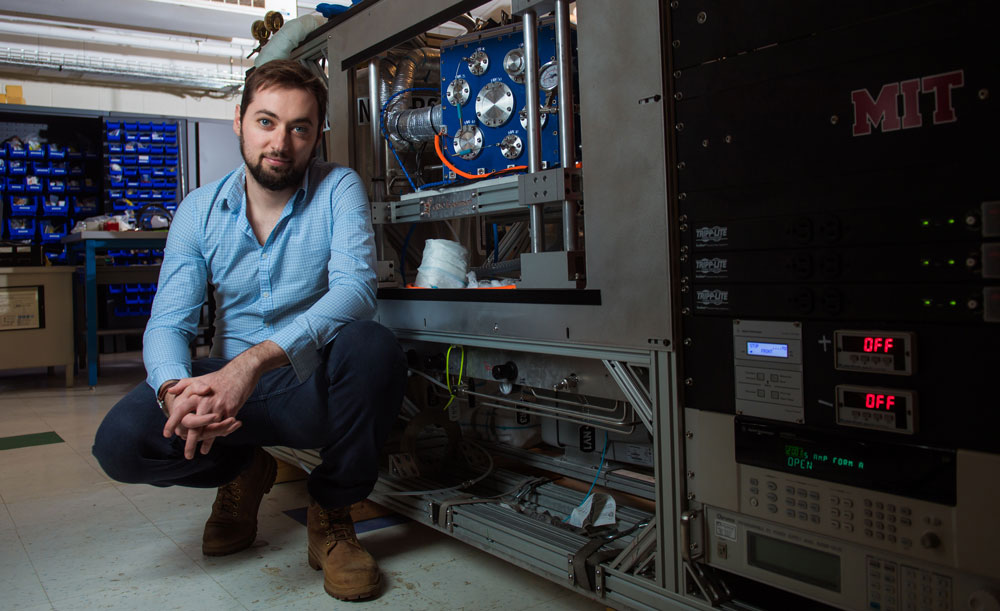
[851,69,964,136]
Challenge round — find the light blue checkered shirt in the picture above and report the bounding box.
[143,160,376,393]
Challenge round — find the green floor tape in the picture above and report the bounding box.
[0,431,64,450]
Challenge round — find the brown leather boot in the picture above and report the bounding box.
[202,447,277,556]
[307,501,381,600]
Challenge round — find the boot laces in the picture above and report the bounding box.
[319,508,355,544]
[216,481,243,516]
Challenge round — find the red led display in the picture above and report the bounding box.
[865,393,897,410]
[863,336,894,353]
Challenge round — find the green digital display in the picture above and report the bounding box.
[784,444,865,472]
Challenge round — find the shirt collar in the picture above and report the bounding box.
[219,160,313,213]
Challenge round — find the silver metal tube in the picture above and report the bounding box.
[522,9,544,253]
[388,104,442,143]
[369,58,386,260]
[369,58,386,203]
[555,0,578,251]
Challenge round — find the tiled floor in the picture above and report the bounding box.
[0,354,607,610]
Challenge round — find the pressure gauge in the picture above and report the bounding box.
[476,82,515,128]
[452,125,484,160]
[539,60,560,92]
[467,50,489,76]
[519,106,548,130]
[500,134,523,160]
[503,48,526,84]
[446,78,470,106]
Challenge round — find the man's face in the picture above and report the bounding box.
[234,85,321,192]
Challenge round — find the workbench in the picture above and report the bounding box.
[62,231,168,387]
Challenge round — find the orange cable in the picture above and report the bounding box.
[434,133,527,180]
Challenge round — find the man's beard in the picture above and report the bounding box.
[240,134,311,192]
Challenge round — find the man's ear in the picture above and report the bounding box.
[233,104,242,137]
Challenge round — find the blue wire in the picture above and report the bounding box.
[400,223,416,283]
[420,179,456,190]
[379,87,441,192]
[563,431,609,523]
[492,223,499,264]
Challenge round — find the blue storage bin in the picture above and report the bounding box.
[9,195,36,215]
[136,144,150,154]
[7,178,25,192]
[123,141,139,152]
[44,248,67,264]
[125,179,139,188]
[69,163,84,176]
[8,143,27,158]
[150,132,164,143]
[125,283,142,293]
[151,122,165,131]
[0,158,5,174]
[163,202,178,211]
[43,194,69,215]
[74,196,99,215]
[51,162,67,176]
[109,178,125,188]
[0,142,5,158]
[107,283,123,294]
[108,156,123,165]
[124,132,138,142]
[0,178,5,192]
[123,155,138,166]
[107,143,123,154]
[138,122,152,131]
[67,179,82,193]
[149,146,164,154]
[108,189,123,198]
[47,144,66,159]
[40,221,67,243]
[25,176,44,192]
[106,121,121,130]
[32,162,51,175]
[137,155,151,166]
[66,147,84,160]
[123,122,138,131]
[47,179,66,193]
[8,160,27,175]
[164,123,177,133]
[164,135,177,144]
[7,218,35,239]
[27,146,45,159]
[138,134,152,143]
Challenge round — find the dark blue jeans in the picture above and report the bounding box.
[93,320,407,509]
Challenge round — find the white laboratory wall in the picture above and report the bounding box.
[1,77,238,121]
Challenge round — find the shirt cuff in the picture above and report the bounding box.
[269,324,321,382]
[147,365,192,395]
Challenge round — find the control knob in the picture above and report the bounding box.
[920,531,941,549]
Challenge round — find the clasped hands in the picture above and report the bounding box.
[161,365,255,459]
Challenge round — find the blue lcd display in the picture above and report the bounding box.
[747,342,789,358]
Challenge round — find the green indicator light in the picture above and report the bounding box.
[921,220,931,227]
[947,218,956,224]
[947,259,956,265]
[923,299,933,306]
[921,259,931,266]
[950,300,957,306]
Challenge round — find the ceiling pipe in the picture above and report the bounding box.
[0,19,251,59]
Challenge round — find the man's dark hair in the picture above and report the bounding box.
[240,59,328,127]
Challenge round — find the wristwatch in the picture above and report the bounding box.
[156,379,180,418]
